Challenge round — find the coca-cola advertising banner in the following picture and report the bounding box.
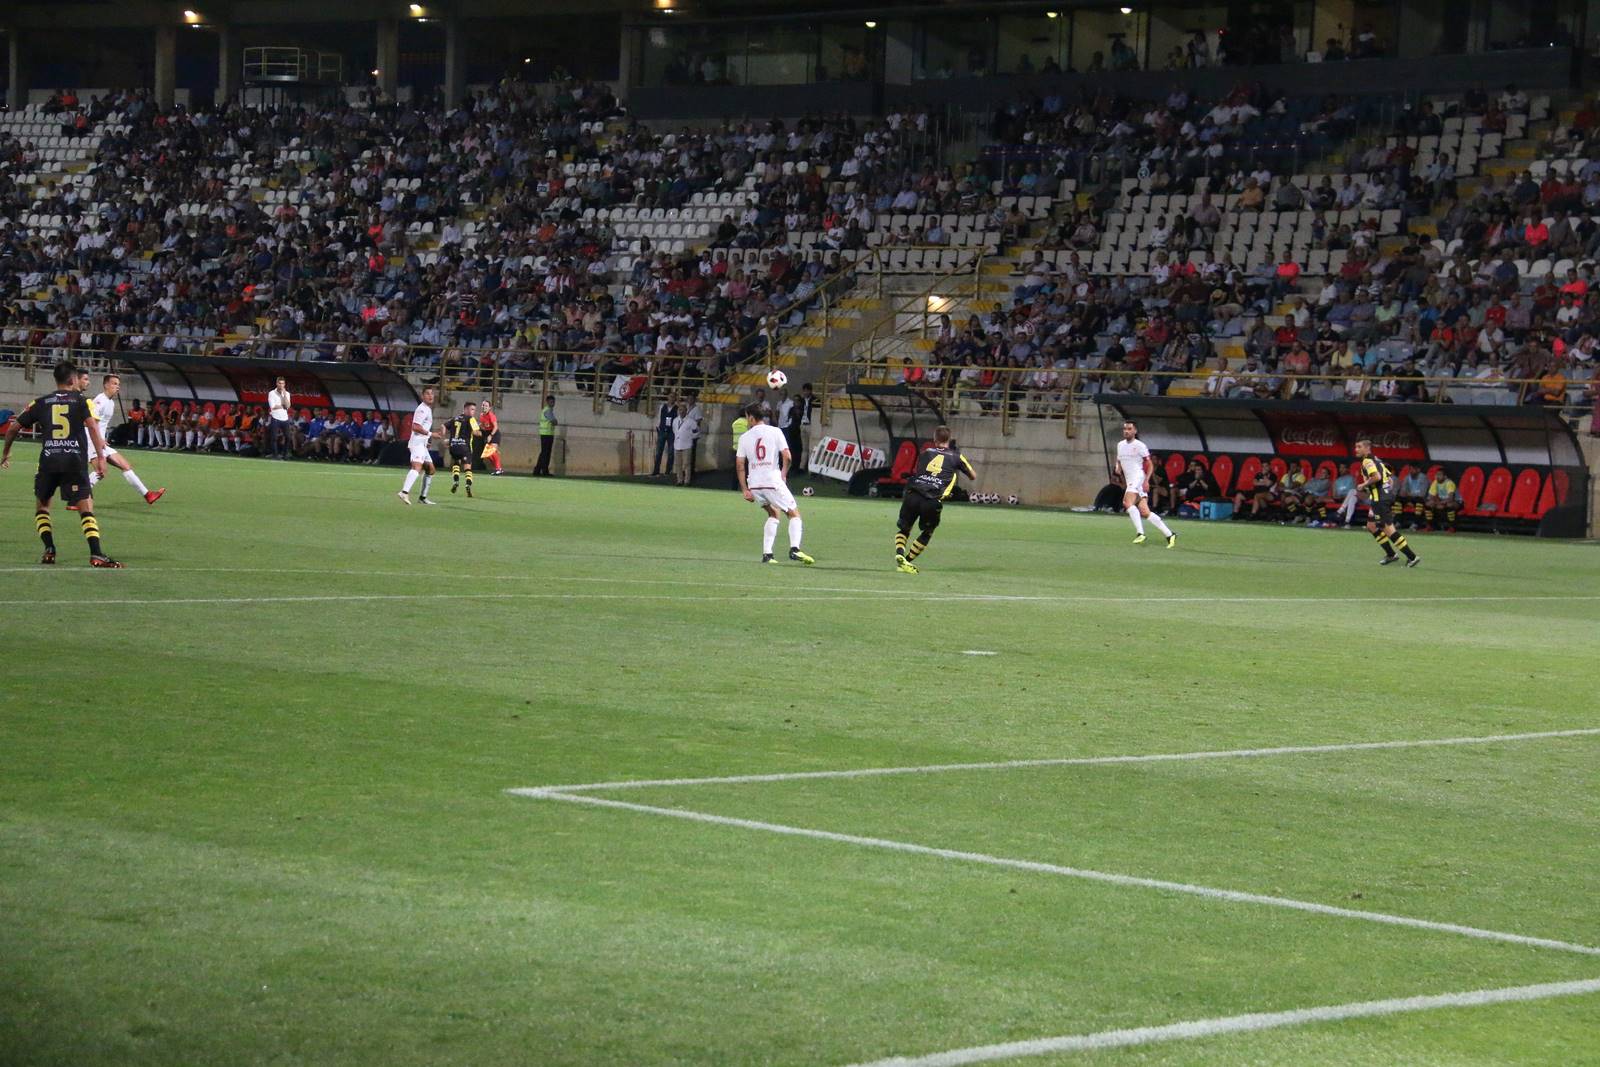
[223,368,333,409]
[1257,412,1427,460]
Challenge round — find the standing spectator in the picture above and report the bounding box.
[533,395,557,476]
[792,383,815,472]
[267,377,293,460]
[671,398,700,486]
[652,393,680,478]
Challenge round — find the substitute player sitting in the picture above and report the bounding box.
[1115,420,1176,547]
[735,403,814,565]
[1,361,124,567]
[893,425,975,574]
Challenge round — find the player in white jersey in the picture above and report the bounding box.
[81,372,165,506]
[735,403,814,565]
[397,386,440,505]
[1116,420,1175,547]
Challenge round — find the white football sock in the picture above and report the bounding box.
[421,474,433,498]
[1146,511,1172,537]
[762,517,779,555]
[1126,504,1145,535]
[123,469,149,495]
[788,516,803,549]
[402,469,419,494]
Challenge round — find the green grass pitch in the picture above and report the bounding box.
[1,445,1597,1066]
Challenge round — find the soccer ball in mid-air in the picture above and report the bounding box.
[801,486,814,496]
[766,369,788,389]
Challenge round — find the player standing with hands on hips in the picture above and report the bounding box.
[735,403,814,565]
[1116,420,1176,547]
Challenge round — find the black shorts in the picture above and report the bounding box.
[898,489,943,533]
[1368,493,1397,525]
[36,466,91,505]
[449,444,471,461]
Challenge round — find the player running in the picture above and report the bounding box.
[478,401,504,475]
[397,386,440,505]
[445,401,480,497]
[893,425,975,574]
[1355,437,1418,567]
[735,403,814,565]
[1116,420,1176,547]
[1,361,124,567]
[85,373,165,505]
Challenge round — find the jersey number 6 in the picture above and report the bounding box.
[754,440,766,461]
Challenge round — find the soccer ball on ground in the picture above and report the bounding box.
[1007,494,1020,505]
[801,486,814,496]
[766,369,788,389]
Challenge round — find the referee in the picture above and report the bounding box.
[894,426,976,574]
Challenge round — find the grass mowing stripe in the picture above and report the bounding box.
[518,791,1600,959]
[840,977,1600,1067]
[519,727,1600,792]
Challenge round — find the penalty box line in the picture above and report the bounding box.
[508,729,1600,960]
[837,976,1600,1066]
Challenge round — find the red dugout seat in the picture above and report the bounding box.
[1232,456,1261,493]
[1210,455,1233,495]
[1506,469,1542,520]
[1470,467,1513,516]
[1457,466,1485,513]
[1164,453,1187,482]
[878,440,919,485]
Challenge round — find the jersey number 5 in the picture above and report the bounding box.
[49,404,71,440]
[754,440,766,461]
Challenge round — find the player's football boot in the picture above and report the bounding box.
[1132,533,1147,544]
[1379,555,1398,565]
[789,548,815,565]
[450,481,459,494]
[397,491,412,505]
[1405,557,1420,568]
[895,556,918,574]
[1165,533,1177,549]
[420,497,438,505]
[465,485,473,498]
[40,551,56,565]
[90,555,125,569]
[145,488,166,505]
[761,553,776,564]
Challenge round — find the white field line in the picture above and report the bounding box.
[839,977,1600,1067]
[518,728,1600,794]
[6,587,1600,609]
[521,790,1600,959]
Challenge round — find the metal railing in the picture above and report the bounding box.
[821,360,1592,439]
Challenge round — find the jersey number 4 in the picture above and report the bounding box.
[924,453,945,475]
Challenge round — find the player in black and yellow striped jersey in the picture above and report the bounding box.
[894,425,976,574]
[0,361,124,567]
[445,402,481,498]
[1354,438,1419,567]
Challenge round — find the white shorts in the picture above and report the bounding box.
[750,484,797,513]
[1122,476,1147,499]
[88,444,118,462]
[408,437,432,465]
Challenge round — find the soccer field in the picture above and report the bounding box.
[2,447,1597,1067]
